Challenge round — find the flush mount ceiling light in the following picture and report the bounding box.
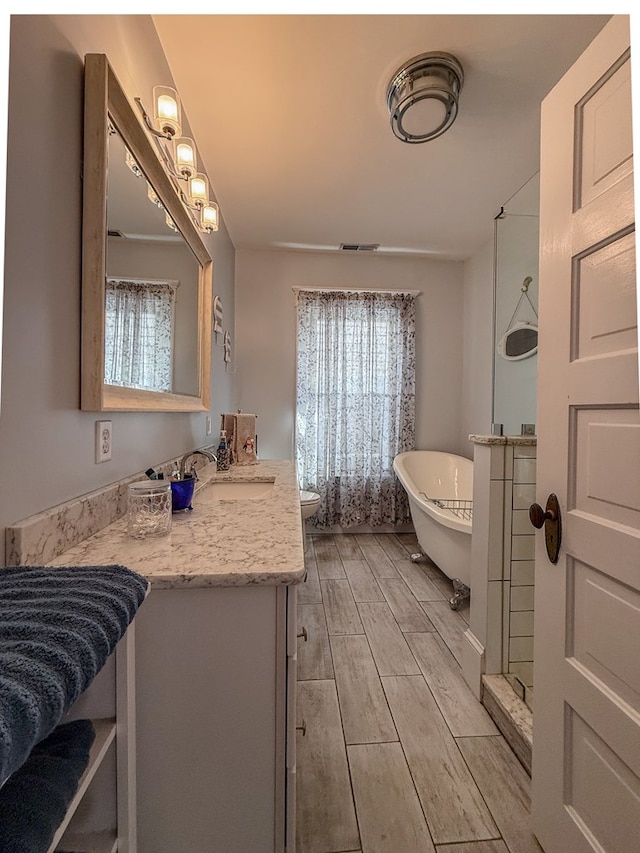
[386,52,464,143]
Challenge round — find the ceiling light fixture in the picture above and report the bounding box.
[386,52,464,144]
[134,86,219,233]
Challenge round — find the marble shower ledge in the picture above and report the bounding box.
[8,460,306,590]
[469,434,537,446]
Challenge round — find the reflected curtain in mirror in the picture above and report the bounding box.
[105,277,177,391]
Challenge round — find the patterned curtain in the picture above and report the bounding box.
[104,278,177,392]
[296,289,415,528]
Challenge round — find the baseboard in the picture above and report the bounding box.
[461,628,485,699]
[307,522,415,534]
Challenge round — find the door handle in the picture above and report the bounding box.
[529,493,562,564]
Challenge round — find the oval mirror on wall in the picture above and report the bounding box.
[498,321,538,361]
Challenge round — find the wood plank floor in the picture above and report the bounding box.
[296,532,543,853]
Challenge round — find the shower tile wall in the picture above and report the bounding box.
[467,437,537,705]
[506,445,536,697]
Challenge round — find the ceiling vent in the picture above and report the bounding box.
[340,243,380,252]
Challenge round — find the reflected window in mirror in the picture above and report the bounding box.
[106,132,200,396]
[105,277,176,392]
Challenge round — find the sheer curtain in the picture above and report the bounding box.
[104,278,177,391]
[296,289,416,528]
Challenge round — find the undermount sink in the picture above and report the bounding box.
[202,480,275,500]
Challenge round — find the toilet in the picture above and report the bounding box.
[300,489,320,520]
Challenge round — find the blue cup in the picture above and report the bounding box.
[171,478,195,512]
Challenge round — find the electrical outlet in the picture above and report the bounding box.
[96,420,112,463]
[205,415,212,436]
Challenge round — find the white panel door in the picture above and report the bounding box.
[532,15,640,852]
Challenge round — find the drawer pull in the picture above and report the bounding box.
[296,720,307,737]
[297,627,308,642]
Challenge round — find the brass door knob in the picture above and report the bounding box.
[529,502,557,528]
[529,493,562,564]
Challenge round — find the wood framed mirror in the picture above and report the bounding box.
[82,53,212,411]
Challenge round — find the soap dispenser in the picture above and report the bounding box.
[216,430,230,471]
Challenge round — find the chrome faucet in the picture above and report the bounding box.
[178,449,217,479]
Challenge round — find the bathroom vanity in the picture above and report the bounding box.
[41,460,305,853]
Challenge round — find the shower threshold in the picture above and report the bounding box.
[482,674,533,776]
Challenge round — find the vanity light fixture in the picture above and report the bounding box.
[386,51,464,143]
[134,85,220,235]
[147,182,163,208]
[124,147,143,177]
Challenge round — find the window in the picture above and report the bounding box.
[296,289,416,528]
[104,277,177,391]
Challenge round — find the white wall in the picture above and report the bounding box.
[234,248,464,462]
[460,238,494,451]
[0,15,236,554]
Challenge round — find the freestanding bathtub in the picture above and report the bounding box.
[393,450,473,608]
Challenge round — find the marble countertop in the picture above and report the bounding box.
[469,434,537,446]
[48,460,306,590]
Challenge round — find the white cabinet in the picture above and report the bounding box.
[134,583,298,853]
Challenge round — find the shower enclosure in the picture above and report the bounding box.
[492,173,539,711]
[463,174,540,773]
[493,173,539,438]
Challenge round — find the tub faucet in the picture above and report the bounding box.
[178,449,217,479]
